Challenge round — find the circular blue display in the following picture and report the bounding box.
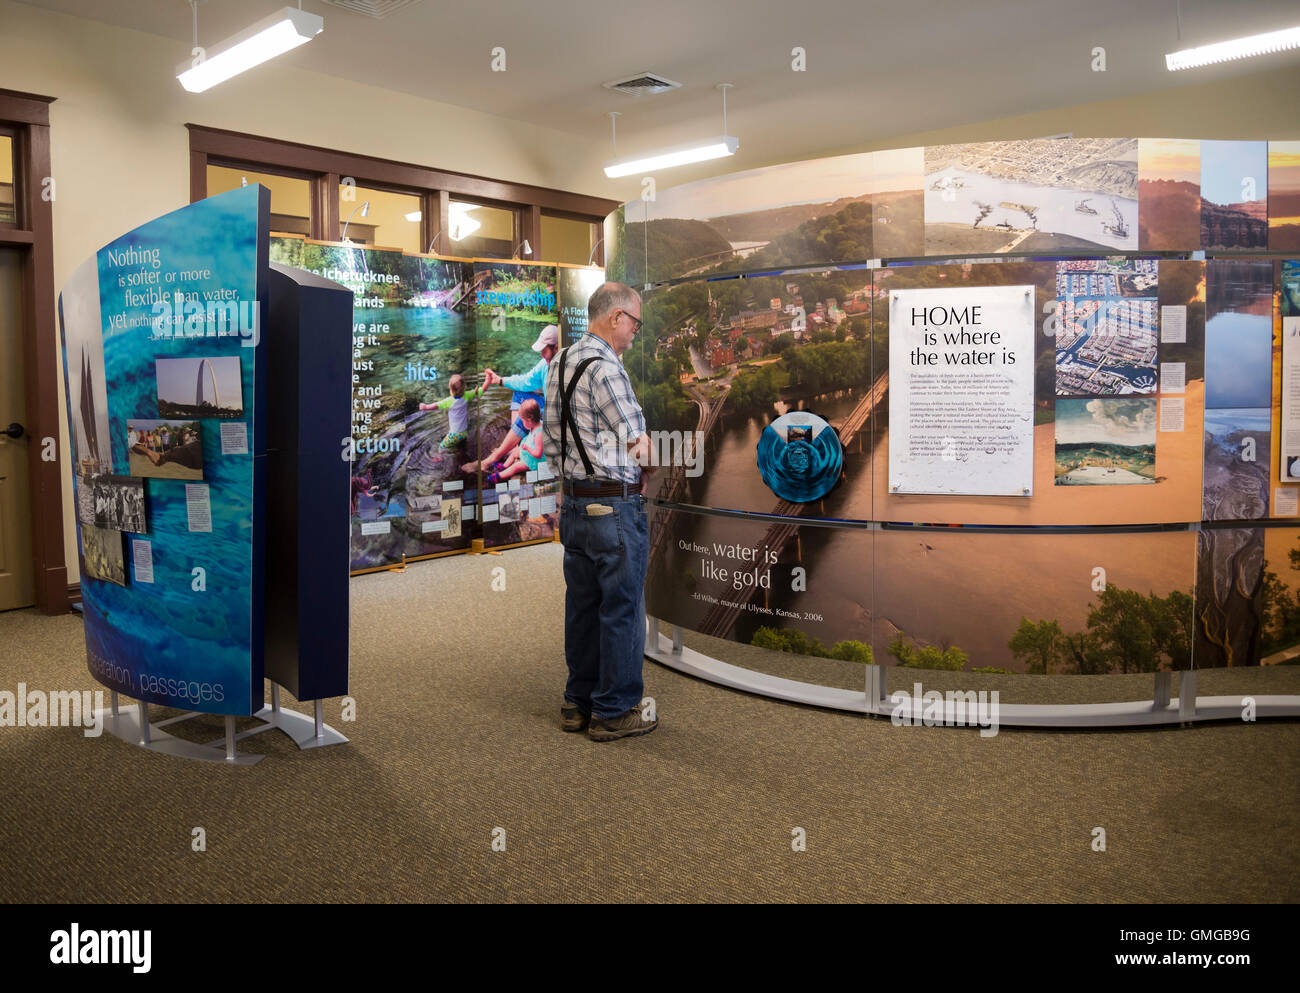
[756,411,843,503]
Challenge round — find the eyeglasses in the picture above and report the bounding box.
[620,309,643,332]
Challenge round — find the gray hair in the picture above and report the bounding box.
[587,281,640,325]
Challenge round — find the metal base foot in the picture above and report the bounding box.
[96,704,263,765]
[251,703,348,749]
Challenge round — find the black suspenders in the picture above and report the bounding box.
[556,346,602,480]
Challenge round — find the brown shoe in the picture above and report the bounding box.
[588,707,658,742]
[561,702,590,732]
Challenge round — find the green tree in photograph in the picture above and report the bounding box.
[751,625,830,658]
[1008,618,1065,674]
[830,640,873,664]
[887,633,969,671]
[1087,587,1161,674]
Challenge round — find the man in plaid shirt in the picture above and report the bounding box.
[542,281,658,742]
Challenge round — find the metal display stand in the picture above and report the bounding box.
[95,688,347,765]
[644,616,1300,729]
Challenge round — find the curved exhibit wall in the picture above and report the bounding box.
[613,137,1300,697]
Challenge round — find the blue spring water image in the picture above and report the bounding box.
[756,411,844,503]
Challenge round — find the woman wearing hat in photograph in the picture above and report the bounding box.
[462,323,560,474]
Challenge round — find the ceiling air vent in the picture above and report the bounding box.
[318,0,425,18]
[602,72,683,97]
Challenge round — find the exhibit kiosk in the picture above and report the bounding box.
[605,137,1300,728]
[59,185,352,763]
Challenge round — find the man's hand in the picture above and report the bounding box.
[483,369,501,388]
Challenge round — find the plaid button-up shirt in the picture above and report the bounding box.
[542,333,645,485]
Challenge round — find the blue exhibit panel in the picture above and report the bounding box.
[61,185,269,716]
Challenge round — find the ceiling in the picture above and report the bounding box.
[15,0,1300,175]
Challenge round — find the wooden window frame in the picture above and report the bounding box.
[188,124,618,264]
[0,89,66,614]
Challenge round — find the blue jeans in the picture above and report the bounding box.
[560,492,649,720]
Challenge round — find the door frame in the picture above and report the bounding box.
[0,89,67,614]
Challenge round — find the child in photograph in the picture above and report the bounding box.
[419,373,484,461]
[485,398,544,485]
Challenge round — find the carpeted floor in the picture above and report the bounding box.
[1,543,1297,903]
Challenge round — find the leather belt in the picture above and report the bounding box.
[562,479,634,498]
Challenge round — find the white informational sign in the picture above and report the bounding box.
[1274,487,1299,517]
[1160,305,1187,344]
[219,421,248,455]
[131,539,154,584]
[185,483,212,532]
[1160,362,1186,394]
[360,520,391,535]
[888,285,1036,496]
[1158,397,1185,432]
[1283,317,1300,481]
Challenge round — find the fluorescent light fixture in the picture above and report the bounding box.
[604,136,739,178]
[404,211,422,222]
[1166,23,1300,70]
[177,6,324,93]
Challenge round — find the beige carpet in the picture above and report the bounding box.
[1,543,1296,903]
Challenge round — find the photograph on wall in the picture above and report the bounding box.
[1198,261,1273,520]
[631,152,874,285]
[1283,261,1300,482]
[629,267,877,521]
[1200,140,1268,250]
[1195,526,1267,668]
[467,261,561,546]
[90,474,147,533]
[155,355,244,418]
[874,527,1193,674]
[58,257,113,476]
[1204,260,1274,408]
[79,523,126,587]
[441,496,462,539]
[1054,398,1156,485]
[557,265,606,345]
[127,418,204,480]
[923,138,1139,255]
[1054,259,1158,396]
[497,491,520,524]
[888,283,1037,496]
[1269,141,1300,252]
[1202,408,1270,519]
[1138,138,1201,250]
